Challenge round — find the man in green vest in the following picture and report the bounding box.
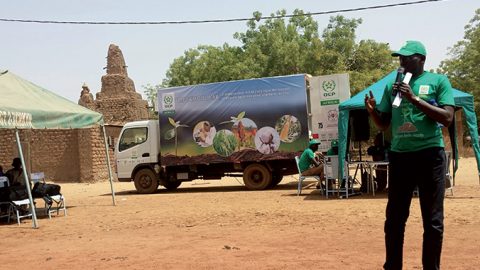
[365,41,454,270]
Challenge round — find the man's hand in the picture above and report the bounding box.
[364,90,391,131]
[393,82,415,102]
[364,90,376,113]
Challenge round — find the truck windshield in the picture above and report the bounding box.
[118,127,148,152]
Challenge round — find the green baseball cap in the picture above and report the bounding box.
[330,139,338,147]
[309,139,321,147]
[392,40,427,57]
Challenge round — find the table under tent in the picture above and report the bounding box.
[337,70,480,185]
[0,70,116,228]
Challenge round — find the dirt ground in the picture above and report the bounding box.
[1,157,479,270]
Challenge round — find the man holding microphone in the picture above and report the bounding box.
[364,40,454,270]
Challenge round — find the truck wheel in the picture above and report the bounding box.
[134,169,158,194]
[268,172,283,188]
[163,181,181,190]
[243,164,272,190]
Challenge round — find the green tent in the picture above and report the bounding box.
[0,70,116,228]
[0,70,103,129]
[338,70,480,183]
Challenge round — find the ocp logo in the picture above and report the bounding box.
[164,95,173,104]
[162,93,175,111]
[322,80,336,97]
[322,80,336,92]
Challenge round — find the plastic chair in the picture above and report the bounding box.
[295,156,322,196]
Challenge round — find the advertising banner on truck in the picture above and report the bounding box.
[158,75,309,166]
[309,74,350,152]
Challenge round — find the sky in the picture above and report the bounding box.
[1,0,478,103]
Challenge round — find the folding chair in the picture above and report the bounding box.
[324,155,354,198]
[31,172,45,186]
[8,199,33,225]
[295,156,322,196]
[0,177,36,225]
[45,194,67,219]
[31,172,67,218]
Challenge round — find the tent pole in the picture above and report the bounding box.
[101,125,116,206]
[15,129,39,228]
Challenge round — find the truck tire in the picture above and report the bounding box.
[243,164,272,190]
[268,172,283,188]
[163,181,181,190]
[134,169,158,194]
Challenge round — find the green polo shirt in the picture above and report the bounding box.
[377,71,455,152]
[299,148,315,172]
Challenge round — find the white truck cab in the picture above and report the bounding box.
[115,120,160,181]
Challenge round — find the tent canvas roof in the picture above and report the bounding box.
[0,70,103,129]
[337,70,480,179]
[0,70,113,228]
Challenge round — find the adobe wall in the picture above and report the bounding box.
[92,44,149,125]
[0,128,110,183]
[96,97,148,125]
[1,44,148,184]
[77,127,110,182]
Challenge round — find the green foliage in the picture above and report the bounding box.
[439,9,480,118]
[159,9,396,96]
[142,83,160,119]
[162,44,250,87]
[213,130,237,157]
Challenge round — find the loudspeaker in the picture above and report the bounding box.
[350,109,370,141]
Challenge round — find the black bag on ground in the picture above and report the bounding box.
[9,185,29,201]
[32,182,61,198]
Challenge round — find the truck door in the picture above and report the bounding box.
[116,126,150,179]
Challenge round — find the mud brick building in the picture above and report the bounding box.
[0,44,148,182]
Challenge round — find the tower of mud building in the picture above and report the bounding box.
[95,44,148,125]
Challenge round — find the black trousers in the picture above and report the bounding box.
[384,147,446,270]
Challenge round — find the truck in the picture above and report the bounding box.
[115,74,350,193]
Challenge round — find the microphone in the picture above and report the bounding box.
[392,67,405,96]
[395,67,405,83]
[392,71,412,108]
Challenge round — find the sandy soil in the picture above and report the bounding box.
[1,157,479,270]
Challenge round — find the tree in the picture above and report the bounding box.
[348,40,397,94]
[142,83,160,119]
[439,9,480,117]
[235,9,323,77]
[155,10,395,96]
[161,44,252,86]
